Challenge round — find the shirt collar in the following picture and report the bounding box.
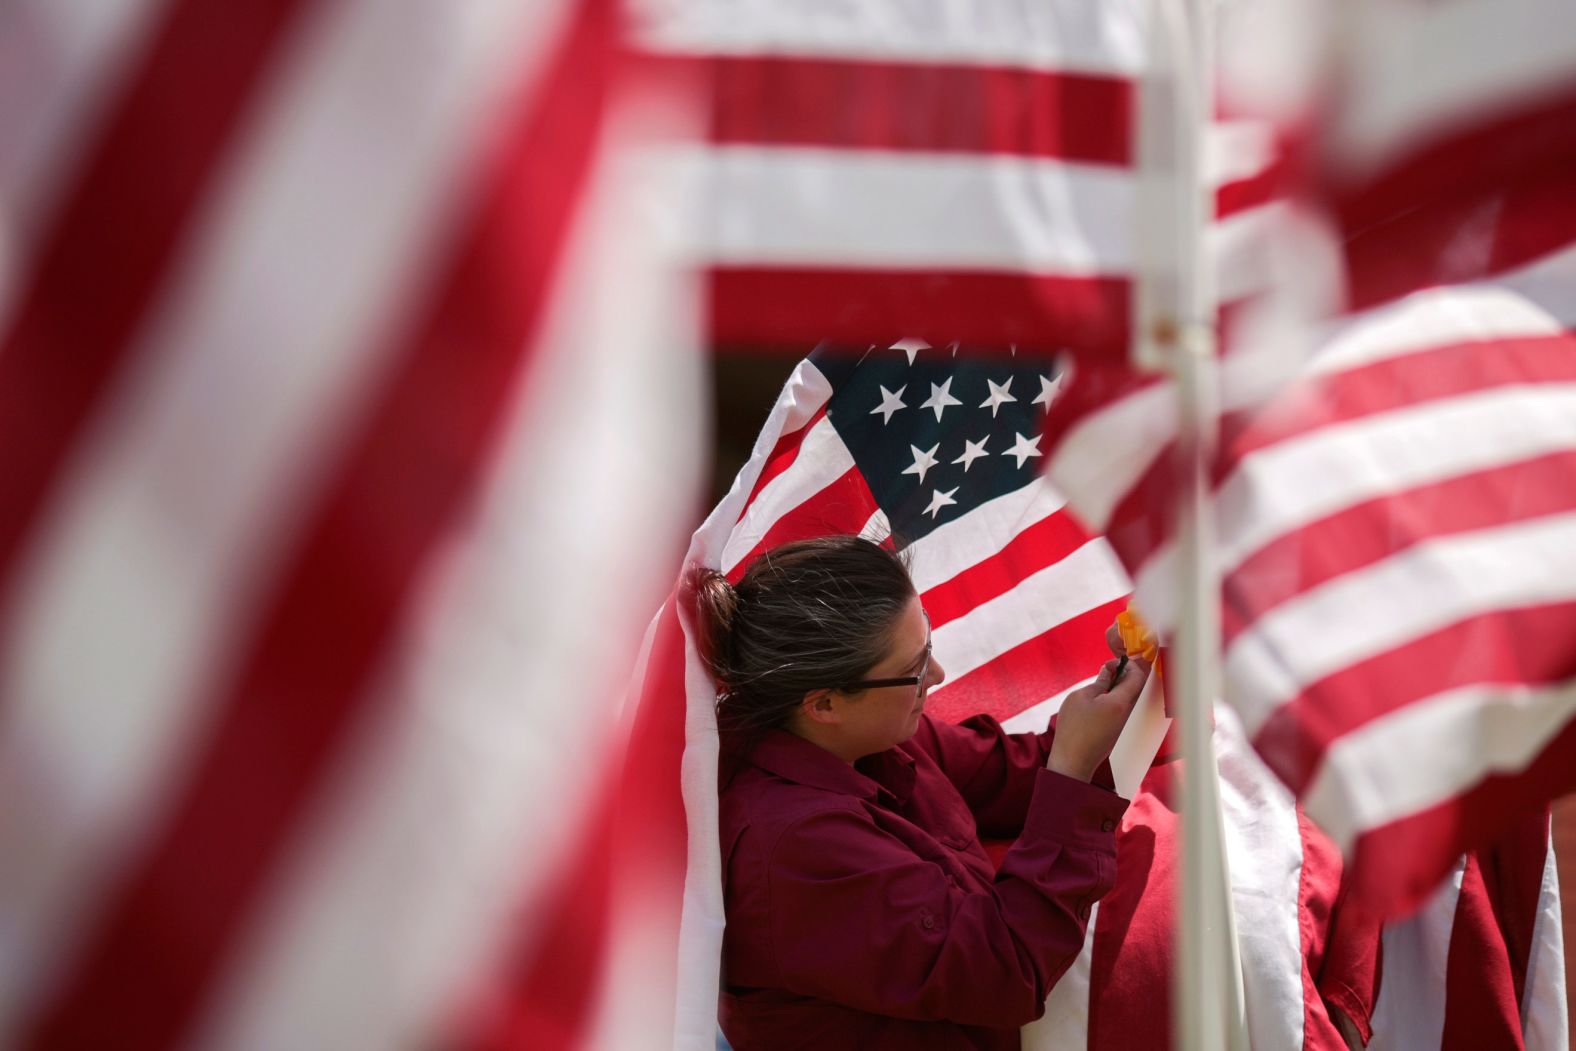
[747,729,917,807]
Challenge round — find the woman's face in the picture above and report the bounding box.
[832,593,947,759]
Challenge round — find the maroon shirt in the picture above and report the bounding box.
[718,713,1128,1050]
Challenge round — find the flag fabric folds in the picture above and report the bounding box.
[1040,0,1576,926]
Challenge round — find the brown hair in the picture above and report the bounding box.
[689,535,915,765]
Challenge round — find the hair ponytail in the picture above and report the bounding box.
[688,565,738,687]
[686,536,915,774]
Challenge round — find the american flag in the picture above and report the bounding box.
[0,0,704,1047]
[717,343,1127,723]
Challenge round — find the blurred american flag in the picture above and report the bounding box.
[0,0,703,1046]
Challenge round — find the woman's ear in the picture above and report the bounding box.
[799,688,841,726]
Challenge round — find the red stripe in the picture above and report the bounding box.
[1440,811,1552,1051]
[1253,604,1576,797]
[1331,87,1576,245]
[709,268,1130,358]
[1035,365,1170,567]
[1215,162,1287,219]
[1342,159,1576,312]
[737,406,828,522]
[1088,765,1177,1051]
[725,465,881,582]
[1343,720,1576,918]
[21,2,616,1047]
[1440,854,1524,1051]
[598,597,694,1039]
[925,597,1124,725]
[1295,811,1381,1050]
[920,510,1098,629]
[1223,451,1576,647]
[0,0,314,611]
[704,55,1131,164]
[1221,332,1576,464]
[1095,453,1174,576]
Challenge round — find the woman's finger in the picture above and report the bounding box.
[1105,622,1125,659]
[1103,658,1148,706]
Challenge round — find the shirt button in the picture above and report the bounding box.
[922,915,936,930]
[1100,818,1116,833]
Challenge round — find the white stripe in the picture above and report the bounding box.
[1022,901,1098,1051]
[673,145,1134,274]
[1043,376,1172,531]
[1365,859,1465,1051]
[907,478,1071,593]
[1214,705,1307,1051]
[193,69,707,1050]
[1227,511,1576,736]
[929,538,1129,683]
[692,359,834,546]
[1211,202,1285,303]
[1305,242,1576,381]
[858,507,894,547]
[720,414,857,573]
[635,0,1147,78]
[1217,384,1576,584]
[1302,677,1576,854]
[0,0,165,319]
[670,620,728,1051]
[1103,673,1168,800]
[1522,825,1570,1051]
[1331,0,1576,178]
[0,0,581,1038]
[1207,120,1280,194]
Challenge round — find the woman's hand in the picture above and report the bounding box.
[1045,625,1152,782]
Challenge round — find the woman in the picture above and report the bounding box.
[693,535,1152,1050]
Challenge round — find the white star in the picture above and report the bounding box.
[1031,373,1063,410]
[979,377,1017,417]
[891,337,929,365]
[1002,431,1044,468]
[902,443,941,484]
[869,384,907,424]
[919,377,963,421]
[923,487,959,519]
[952,436,990,472]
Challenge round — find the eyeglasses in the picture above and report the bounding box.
[838,612,932,698]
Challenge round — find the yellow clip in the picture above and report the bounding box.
[1116,605,1159,663]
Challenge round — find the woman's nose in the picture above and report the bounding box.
[927,657,946,688]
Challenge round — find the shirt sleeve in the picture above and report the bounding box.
[762,769,1127,1028]
[910,713,1087,837]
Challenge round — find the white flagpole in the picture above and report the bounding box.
[1134,2,1249,1049]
